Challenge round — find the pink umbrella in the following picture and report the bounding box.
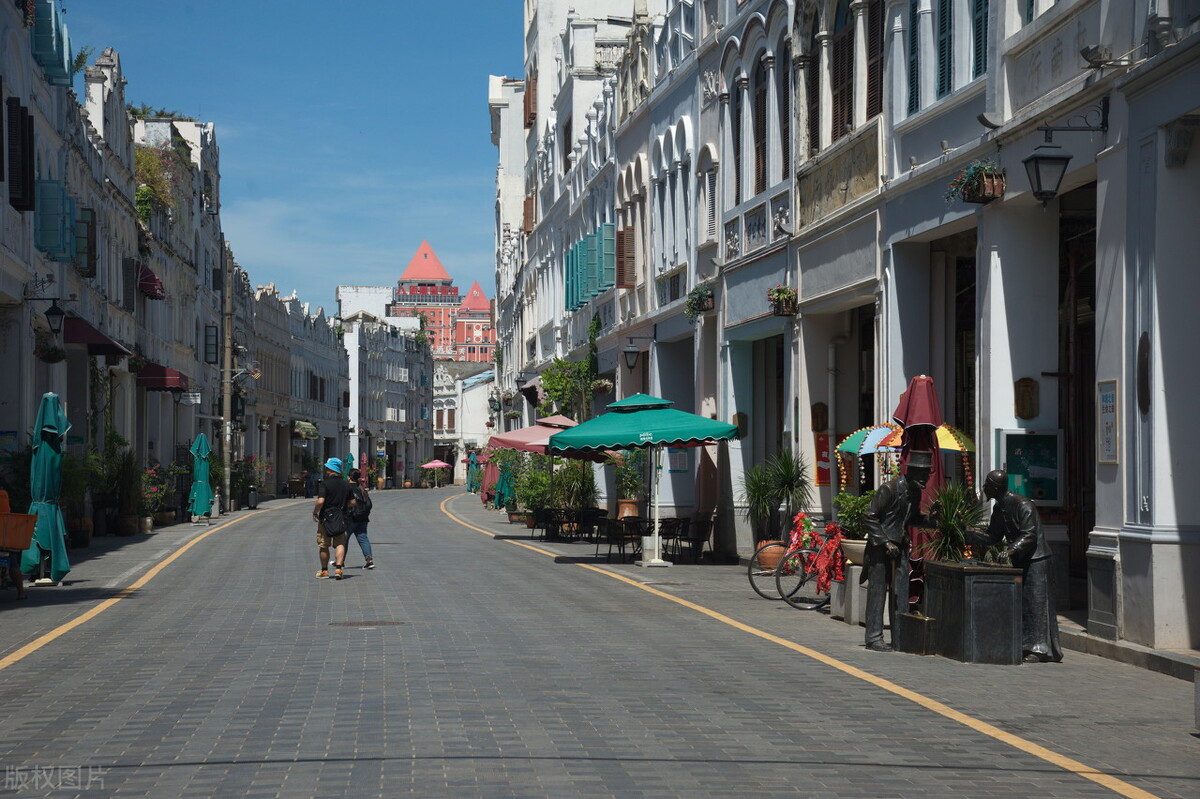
[486,415,577,455]
[421,459,451,487]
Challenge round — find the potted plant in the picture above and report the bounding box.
[767,284,797,316]
[113,449,141,535]
[945,159,1005,204]
[741,449,812,566]
[503,409,522,421]
[127,352,149,373]
[374,455,388,489]
[920,481,988,563]
[611,449,645,519]
[832,489,875,565]
[590,378,614,396]
[61,450,101,547]
[683,282,715,323]
[139,459,173,532]
[515,459,552,527]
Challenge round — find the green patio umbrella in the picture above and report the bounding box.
[187,433,214,521]
[21,393,71,582]
[342,452,354,480]
[548,394,738,565]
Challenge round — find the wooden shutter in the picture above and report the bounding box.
[907,0,921,115]
[831,23,854,142]
[522,196,535,233]
[585,232,599,299]
[447,409,455,430]
[973,0,989,78]
[705,170,718,240]
[753,63,768,195]
[7,99,35,212]
[616,226,636,289]
[936,0,953,98]
[731,90,743,205]
[866,0,884,119]
[75,207,97,277]
[600,222,616,288]
[524,74,537,128]
[806,32,820,156]
[778,46,791,179]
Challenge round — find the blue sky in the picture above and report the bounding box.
[68,1,524,315]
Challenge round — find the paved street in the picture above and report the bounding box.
[0,488,1196,798]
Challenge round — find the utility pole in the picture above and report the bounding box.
[221,237,233,513]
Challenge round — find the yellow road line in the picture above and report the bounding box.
[442,496,1159,799]
[0,509,272,673]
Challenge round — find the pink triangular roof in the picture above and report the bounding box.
[457,281,491,312]
[399,241,451,282]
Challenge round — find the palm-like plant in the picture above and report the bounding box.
[740,449,813,543]
[923,481,988,562]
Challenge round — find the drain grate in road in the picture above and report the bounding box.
[328,621,404,627]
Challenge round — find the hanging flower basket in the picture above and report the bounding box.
[767,285,798,316]
[946,160,1006,204]
[683,283,715,322]
[34,344,67,363]
[127,353,149,373]
[590,378,614,396]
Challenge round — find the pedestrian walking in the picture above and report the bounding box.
[346,468,375,570]
[313,458,353,580]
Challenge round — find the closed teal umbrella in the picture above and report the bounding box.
[342,452,354,481]
[21,393,71,582]
[187,433,214,519]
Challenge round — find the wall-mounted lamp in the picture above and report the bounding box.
[622,336,654,370]
[488,396,502,413]
[43,300,66,337]
[1022,97,1109,206]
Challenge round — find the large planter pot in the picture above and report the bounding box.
[524,512,537,529]
[153,511,175,528]
[770,298,797,316]
[139,516,154,535]
[616,498,640,520]
[756,540,786,571]
[840,538,867,566]
[923,561,1023,664]
[116,515,139,536]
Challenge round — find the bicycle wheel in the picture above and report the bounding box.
[775,549,826,610]
[748,541,788,599]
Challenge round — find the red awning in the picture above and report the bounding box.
[136,363,189,391]
[63,317,131,357]
[138,263,166,300]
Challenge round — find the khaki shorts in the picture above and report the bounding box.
[316,522,348,549]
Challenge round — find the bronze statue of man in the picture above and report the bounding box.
[862,450,932,652]
[982,469,1063,663]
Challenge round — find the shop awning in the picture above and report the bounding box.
[293,420,320,440]
[138,263,166,300]
[136,363,189,391]
[63,317,131,357]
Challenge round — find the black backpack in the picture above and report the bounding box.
[349,486,372,522]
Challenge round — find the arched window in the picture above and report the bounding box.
[777,39,792,178]
[753,59,769,195]
[831,0,854,142]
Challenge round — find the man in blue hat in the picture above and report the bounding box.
[312,457,353,579]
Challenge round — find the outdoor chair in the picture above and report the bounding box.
[677,514,714,563]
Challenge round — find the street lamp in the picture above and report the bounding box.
[1022,97,1108,206]
[43,300,66,337]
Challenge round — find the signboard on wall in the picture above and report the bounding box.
[1097,380,1118,464]
[998,429,1063,506]
[667,448,688,474]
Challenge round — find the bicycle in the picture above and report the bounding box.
[773,544,830,610]
[747,540,794,600]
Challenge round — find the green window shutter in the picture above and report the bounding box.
[585,232,599,299]
[57,195,77,263]
[907,1,920,115]
[564,247,574,310]
[600,222,616,288]
[973,0,989,78]
[35,179,67,255]
[936,0,953,98]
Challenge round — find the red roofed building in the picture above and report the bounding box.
[453,281,496,363]
[388,241,494,362]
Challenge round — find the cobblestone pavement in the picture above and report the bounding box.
[0,488,1195,798]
